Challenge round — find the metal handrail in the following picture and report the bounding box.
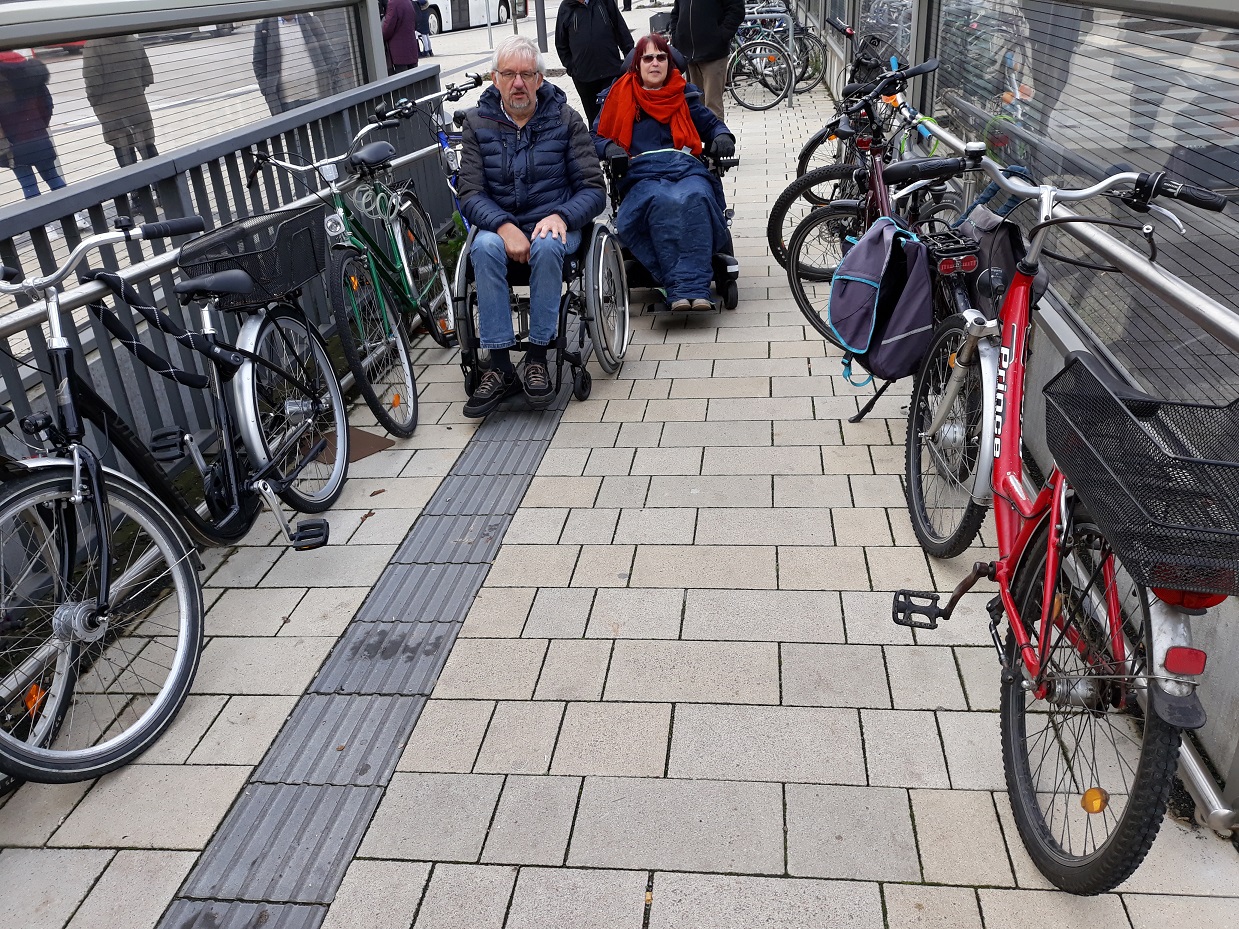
[919,119,1239,356]
[0,144,440,343]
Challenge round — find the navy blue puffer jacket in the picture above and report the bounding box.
[457,81,605,236]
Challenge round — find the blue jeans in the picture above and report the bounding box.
[12,159,66,200]
[472,228,580,350]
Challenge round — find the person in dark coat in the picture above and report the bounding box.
[253,14,341,115]
[456,35,605,417]
[554,0,634,126]
[593,33,733,310]
[0,50,66,199]
[382,0,419,73]
[415,0,434,57]
[668,0,744,120]
[83,35,159,167]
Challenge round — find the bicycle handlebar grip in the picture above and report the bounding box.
[139,216,206,240]
[379,118,401,129]
[897,58,939,81]
[826,16,851,36]
[1166,181,1228,212]
[842,80,877,98]
[0,265,18,284]
[882,157,967,186]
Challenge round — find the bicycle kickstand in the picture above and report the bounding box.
[892,561,995,630]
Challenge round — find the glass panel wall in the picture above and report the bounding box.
[0,8,364,208]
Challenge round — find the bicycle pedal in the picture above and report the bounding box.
[150,427,186,462]
[892,589,947,630]
[290,518,330,551]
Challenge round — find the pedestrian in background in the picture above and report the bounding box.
[253,14,341,115]
[555,0,634,127]
[382,0,420,74]
[83,35,160,168]
[668,0,744,120]
[416,0,435,57]
[0,49,67,199]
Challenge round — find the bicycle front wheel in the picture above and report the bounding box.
[727,40,793,111]
[767,164,860,269]
[239,311,350,513]
[328,247,419,438]
[0,467,203,783]
[1001,514,1180,895]
[904,314,988,558]
[397,193,456,347]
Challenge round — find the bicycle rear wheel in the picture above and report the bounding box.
[1001,513,1180,895]
[0,467,202,783]
[397,193,456,347]
[727,40,793,111]
[791,31,827,94]
[329,247,419,438]
[238,310,350,513]
[767,164,860,269]
[785,204,866,346]
[904,314,988,558]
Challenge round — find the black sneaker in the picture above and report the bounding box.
[463,368,520,418]
[523,359,555,408]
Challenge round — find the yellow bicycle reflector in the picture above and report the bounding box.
[948,352,957,368]
[392,393,402,409]
[24,683,47,714]
[349,275,359,290]
[1081,787,1109,814]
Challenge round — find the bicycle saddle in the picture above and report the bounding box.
[175,269,257,299]
[350,141,397,170]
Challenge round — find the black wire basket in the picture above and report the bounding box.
[178,205,327,310]
[1044,354,1239,596]
[851,35,907,86]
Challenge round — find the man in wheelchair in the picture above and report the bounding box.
[457,35,606,418]
[593,34,736,312]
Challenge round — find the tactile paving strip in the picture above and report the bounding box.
[161,359,577,926]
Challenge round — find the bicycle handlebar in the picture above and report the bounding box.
[1146,174,1227,212]
[139,217,206,240]
[825,16,853,37]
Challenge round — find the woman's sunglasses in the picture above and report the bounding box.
[641,53,668,63]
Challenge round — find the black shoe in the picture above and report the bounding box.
[523,359,554,408]
[463,368,520,418]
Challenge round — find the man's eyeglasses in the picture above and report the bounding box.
[496,69,539,82]
[641,53,668,63]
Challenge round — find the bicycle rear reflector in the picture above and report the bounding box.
[1152,588,1228,610]
[1164,646,1207,676]
[937,255,978,276]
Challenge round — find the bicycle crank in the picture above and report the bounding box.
[893,561,996,630]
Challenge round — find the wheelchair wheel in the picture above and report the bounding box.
[584,227,629,374]
[573,368,592,400]
[722,280,739,310]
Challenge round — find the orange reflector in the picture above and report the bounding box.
[350,276,359,289]
[1165,646,1207,676]
[882,94,899,105]
[948,352,957,368]
[392,393,401,409]
[1080,787,1109,814]
[24,683,46,714]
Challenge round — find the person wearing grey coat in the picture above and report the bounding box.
[83,35,158,167]
[253,14,341,115]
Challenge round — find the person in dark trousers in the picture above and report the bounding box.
[382,0,420,73]
[0,50,66,198]
[555,0,634,127]
[416,0,435,57]
[253,14,341,115]
[456,35,605,418]
[83,36,159,167]
[668,0,744,120]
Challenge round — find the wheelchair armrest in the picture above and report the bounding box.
[607,153,629,180]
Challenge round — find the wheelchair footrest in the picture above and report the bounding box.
[290,518,330,551]
[150,427,186,463]
[893,589,948,630]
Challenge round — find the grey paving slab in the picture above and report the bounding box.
[182,783,382,903]
[525,587,594,637]
[67,850,198,929]
[487,543,582,587]
[253,695,425,786]
[188,695,300,767]
[612,507,697,545]
[683,589,844,642]
[452,439,549,475]
[423,474,533,516]
[587,587,684,639]
[392,515,512,565]
[840,591,916,645]
[460,586,535,637]
[648,872,884,929]
[552,702,671,777]
[283,588,369,637]
[534,640,612,701]
[937,710,1005,790]
[481,775,582,866]
[320,860,431,929]
[412,864,517,929]
[669,704,865,784]
[503,509,571,544]
[431,638,548,700]
[785,784,920,881]
[1114,816,1239,896]
[561,507,621,543]
[630,544,778,588]
[884,645,969,710]
[882,884,983,929]
[206,587,303,636]
[195,636,336,696]
[506,867,648,929]
[911,788,1013,887]
[158,901,326,929]
[604,641,780,704]
[0,780,92,847]
[473,700,565,774]
[355,562,489,623]
[1124,895,1239,929]
[568,776,784,874]
[358,772,503,860]
[397,699,494,773]
[311,621,458,696]
[263,544,397,589]
[860,709,951,788]
[0,847,112,929]
[977,889,1131,929]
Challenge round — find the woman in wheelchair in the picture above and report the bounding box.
[593,34,736,312]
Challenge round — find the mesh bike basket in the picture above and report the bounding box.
[177,205,327,310]
[851,35,907,86]
[1044,355,1239,596]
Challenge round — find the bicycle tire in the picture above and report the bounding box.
[727,40,793,111]
[328,247,419,438]
[1001,513,1180,895]
[767,164,860,268]
[397,193,456,347]
[795,121,847,181]
[239,310,349,513]
[903,314,988,558]
[0,466,203,783]
[791,31,827,94]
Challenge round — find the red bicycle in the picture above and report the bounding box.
[895,147,1236,893]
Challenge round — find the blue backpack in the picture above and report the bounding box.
[827,216,934,385]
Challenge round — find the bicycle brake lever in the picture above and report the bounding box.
[1146,202,1186,235]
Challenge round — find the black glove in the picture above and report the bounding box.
[604,142,627,162]
[710,134,735,159]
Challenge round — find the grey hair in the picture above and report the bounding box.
[491,35,545,74]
